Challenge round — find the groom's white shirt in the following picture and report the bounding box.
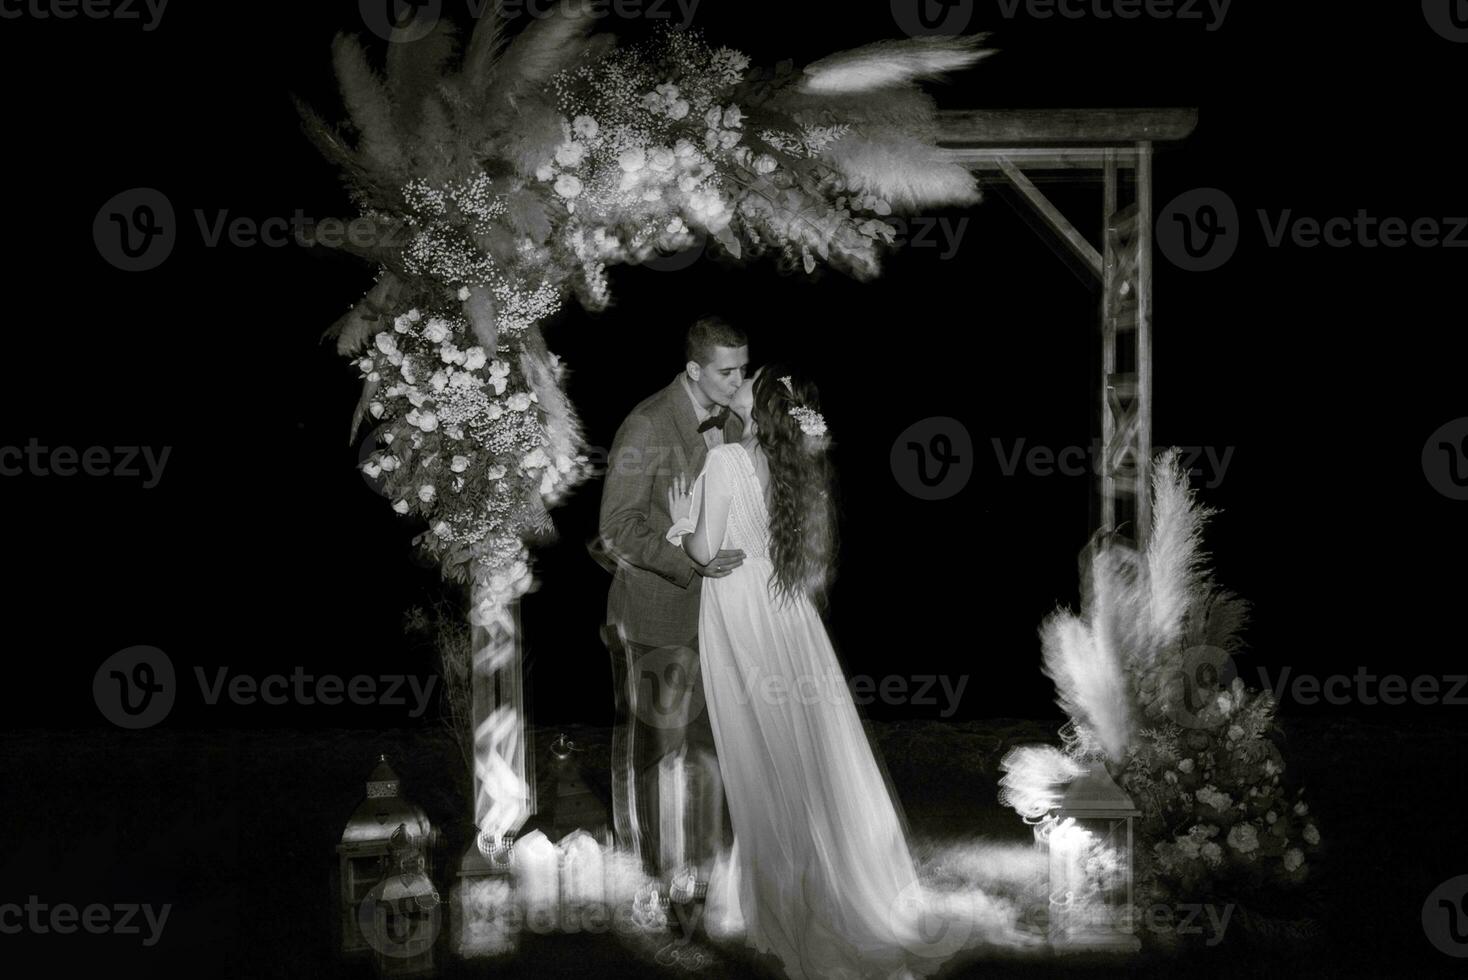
[680,374,725,450]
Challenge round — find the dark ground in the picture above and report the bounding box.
[4,713,1464,978]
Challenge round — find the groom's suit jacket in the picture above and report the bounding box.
[600,374,744,649]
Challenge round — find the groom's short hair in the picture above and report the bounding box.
[686,316,748,366]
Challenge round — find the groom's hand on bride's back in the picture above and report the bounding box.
[694,548,745,578]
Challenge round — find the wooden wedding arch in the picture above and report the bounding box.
[937,108,1198,548]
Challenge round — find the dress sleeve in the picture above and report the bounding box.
[665,448,736,564]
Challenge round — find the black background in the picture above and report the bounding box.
[2,0,1467,973]
[4,0,1461,730]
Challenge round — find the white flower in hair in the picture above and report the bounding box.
[789,406,827,437]
[779,375,794,394]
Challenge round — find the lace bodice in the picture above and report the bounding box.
[712,443,771,562]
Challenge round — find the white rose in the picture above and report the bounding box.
[656,82,680,100]
[1177,758,1195,773]
[1265,810,1278,824]
[677,174,699,193]
[374,332,398,355]
[450,372,476,390]
[649,147,676,171]
[357,357,374,373]
[362,461,382,478]
[572,114,598,139]
[432,521,451,537]
[407,309,421,322]
[674,139,699,161]
[1283,848,1304,872]
[406,388,426,407]
[722,104,744,127]
[535,164,554,182]
[393,314,411,332]
[668,99,690,120]
[430,370,448,392]
[489,360,511,379]
[418,484,436,503]
[423,318,451,344]
[523,448,550,469]
[463,347,487,371]
[554,174,583,199]
[1303,823,1320,845]
[507,392,532,412]
[718,130,740,150]
[392,499,410,514]
[1294,801,1309,816]
[417,411,439,432]
[451,455,470,473]
[754,153,778,175]
[379,455,399,472]
[369,401,384,418]
[491,377,508,396]
[487,401,504,420]
[704,106,723,128]
[556,141,586,167]
[487,464,507,480]
[618,147,647,172]
[1227,724,1245,741]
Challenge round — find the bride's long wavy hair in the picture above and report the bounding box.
[751,366,838,611]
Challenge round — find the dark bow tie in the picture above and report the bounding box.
[697,408,729,433]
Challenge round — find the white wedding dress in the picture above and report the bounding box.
[668,443,983,980]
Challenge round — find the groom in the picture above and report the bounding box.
[599,315,749,902]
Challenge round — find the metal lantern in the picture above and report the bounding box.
[337,756,438,957]
[1044,766,1141,952]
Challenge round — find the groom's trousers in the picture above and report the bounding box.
[603,624,731,885]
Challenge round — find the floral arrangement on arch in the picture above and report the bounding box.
[299,1,991,613]
[999,449,1322,939]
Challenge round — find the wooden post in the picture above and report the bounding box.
[1135,142,1154,550]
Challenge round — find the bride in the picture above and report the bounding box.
[665,366,1010,980]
